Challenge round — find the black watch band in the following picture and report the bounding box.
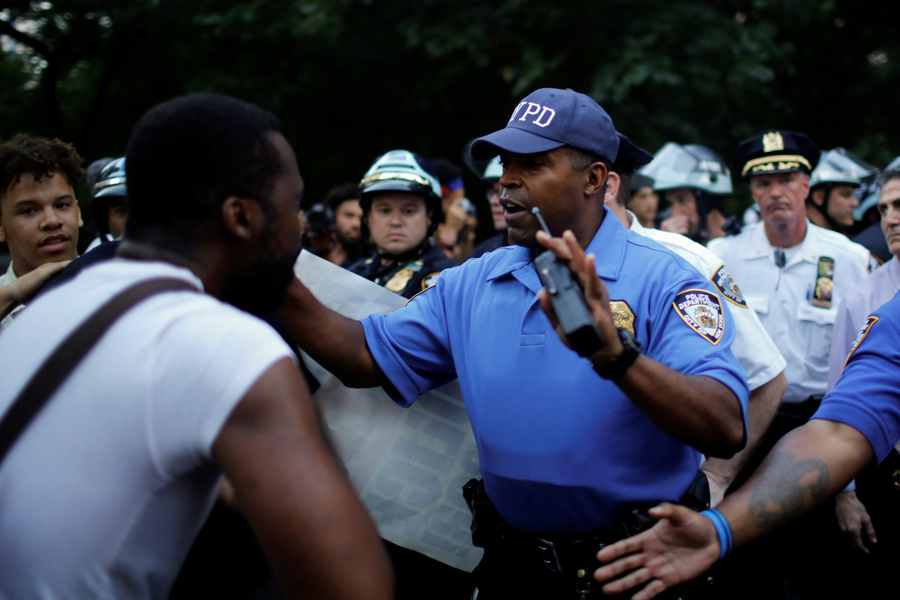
[592,327,642,380]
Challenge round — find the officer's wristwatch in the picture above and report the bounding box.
[592,327,642,380]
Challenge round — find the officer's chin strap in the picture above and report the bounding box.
[810,185,843,232]
[376,238,431,265]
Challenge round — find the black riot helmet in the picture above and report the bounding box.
[358,150,444,237]
[90,157,127,237]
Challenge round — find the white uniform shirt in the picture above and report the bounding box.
[0,261,25,330]
[827,255,900,392]
[708,221,871,403]
[0,259,293,600]
[628,212,785,390]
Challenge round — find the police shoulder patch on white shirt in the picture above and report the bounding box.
[673,289,726,345]
[710,264,748,309]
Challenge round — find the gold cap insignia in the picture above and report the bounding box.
[762,131,784,153]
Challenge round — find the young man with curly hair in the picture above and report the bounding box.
[0,135,84,328]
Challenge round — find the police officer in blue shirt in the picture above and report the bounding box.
[594,290,900,600]
[280,88,749,599]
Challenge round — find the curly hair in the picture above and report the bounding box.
[0,135,85,211]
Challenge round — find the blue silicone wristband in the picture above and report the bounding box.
[700,508,733,560]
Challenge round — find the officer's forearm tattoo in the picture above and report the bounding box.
[748,451,830,531]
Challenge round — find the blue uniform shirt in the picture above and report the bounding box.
[362,208,749,533]
[814,290,900,463]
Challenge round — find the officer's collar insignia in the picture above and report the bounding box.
[711,265,747,309]
[609,300,636,335]
[673,289,725,345]
[762,131,784,152]
[385,266,416,293]
[844,315,879,368]
[421,271,442,292]
[811,257,835,309]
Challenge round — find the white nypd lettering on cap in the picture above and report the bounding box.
[508,101,556,128]
[673,289,726,345]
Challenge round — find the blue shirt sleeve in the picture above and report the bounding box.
[813,299,900,463]
[642,273,751,447]
[361,281,457,407]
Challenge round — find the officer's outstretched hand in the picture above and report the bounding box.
[593,503,720,600]
[535,229,623,363]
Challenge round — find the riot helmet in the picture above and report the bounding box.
[856,155,900,222]
[359,150,444,237]
[640,143,737,240]
[640,143,732,195]
[90,157,127,237]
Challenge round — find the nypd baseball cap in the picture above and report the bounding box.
[470,88,619,163]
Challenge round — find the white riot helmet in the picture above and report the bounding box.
[482,156,503,181]
[639,143,732,195]
[809,148,871,190]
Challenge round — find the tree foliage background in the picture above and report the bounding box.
[2,0,899,235]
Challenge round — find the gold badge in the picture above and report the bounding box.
[811,257,835,309]
[609,300,635,335]
[762,131,784,152]
[385,266,415,293]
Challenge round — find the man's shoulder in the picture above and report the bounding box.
[640,228,722,278]
[707,223,758,256]
[623,230,709,283]
[419,244,457,271]
[809,223,870,261]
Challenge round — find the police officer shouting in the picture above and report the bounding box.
[280,88,749,599]
[348,150,455,299]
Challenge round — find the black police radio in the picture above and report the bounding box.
[532,207,606,357]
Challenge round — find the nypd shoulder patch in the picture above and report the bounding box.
[673,289,726,345]
[868,254,884,274]
[710,265,747,308]
[844,315,879,368]
[421,271,442,291]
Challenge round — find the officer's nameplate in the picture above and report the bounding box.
[673,289,725,345]
[609,300,635,335]
[711,265,747,308]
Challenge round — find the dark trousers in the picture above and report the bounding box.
[714,400,856,600]
[384,540,474,600]
[472,532,717,600]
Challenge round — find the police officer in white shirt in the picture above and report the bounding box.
[709,130,874,414]
[707,129,876,599]
[606,132,787,506]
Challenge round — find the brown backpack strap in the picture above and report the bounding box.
[0,277,199,466]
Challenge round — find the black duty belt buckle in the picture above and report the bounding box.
[536,537,564,574]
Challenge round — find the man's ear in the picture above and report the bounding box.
[221,196,265,242]
[811,188,825,207]
[604,172,621,208]
[585,161,609,198]
[76,203,84,228]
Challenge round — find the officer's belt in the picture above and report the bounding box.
[464,471,710,579]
